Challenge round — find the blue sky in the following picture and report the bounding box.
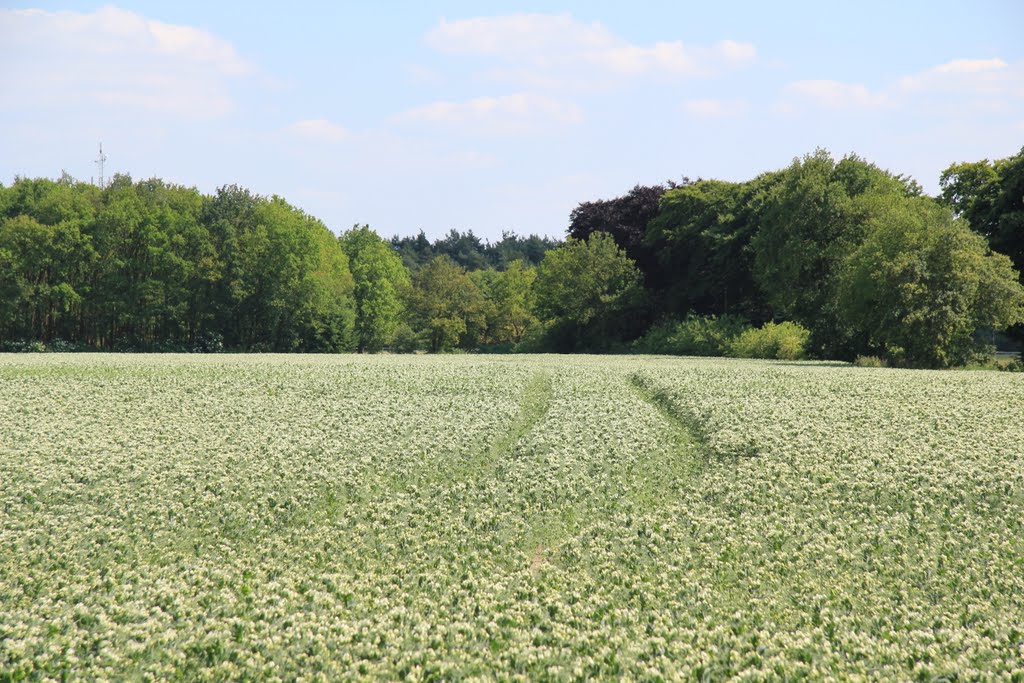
[1,1,1022,240]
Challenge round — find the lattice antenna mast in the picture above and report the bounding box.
[94,143,107,189]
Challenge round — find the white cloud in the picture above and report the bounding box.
[781,57,1022,114]
[716,40,757,62]
[427,14,612,61]
[899,57,1019,96]
[425,13,755,88]
[0,6,252,117]
[784,80,889,109]
[932,58,1008,75]
[286,119,349,143]
[391,93,582,133]
[682,98,747,118]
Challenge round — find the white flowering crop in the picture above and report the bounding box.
[1,354,1022,680]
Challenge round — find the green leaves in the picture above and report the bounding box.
[534,233,642,341]
[407,256,488,352]
[837,196,1024,367]
[3,354,1024,678]
[340,225,411,353]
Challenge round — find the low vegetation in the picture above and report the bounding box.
[2,354,1023,679]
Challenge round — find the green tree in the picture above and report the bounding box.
[837,196,1024,368]
[201,188,355,351]
[533,232,643,350]
[340,224,411,352]
[752,150,920,357]
[940,149,1023,269]
[407,256,487,352]
[0,215,93,342]
[941,148,1024,347]
[646,173,781,320]
[470,260,538,345]
[0,175,357,352]
[0,176,102,344]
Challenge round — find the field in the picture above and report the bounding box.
[1,354,1023,681]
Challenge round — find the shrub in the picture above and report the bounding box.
[477,342,518,354]
[0,340,47,353]
[635,315,750,357]
[47,339,92,353]
[729,321,810,360]
[192,332,224,354]
[1002,358,1024,373]
[390,324,421,354]
[514,320,553,354]
[853,355,887,368]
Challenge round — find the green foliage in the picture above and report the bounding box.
[390,323,421,354]
[634,315,749,356]
[4,146,1023,367]
[533,233,644,350]
[0,176,356,352]
[0,214,92,342]
[341,224,411,352]
[390,229,559,271]
[469,261,538,344]
[837,196,1024,368]
[729,321,811,360]
[853,355,887,368]
[941,147,1024,347]
[752,150,917,357]
[407,256,488,352]
[940,148,1024,268]
[646,174,780,319]
[634,315,809,360]
[0,339,46,352]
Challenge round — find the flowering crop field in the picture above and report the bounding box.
[1,354,1023,681]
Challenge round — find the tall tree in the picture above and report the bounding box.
[752,150,920,358]
[470,261,538,344]
[837,195,1024,367]
[567,183,672,285]
[0,215,92,342]
[533,232,644,350]
[407,256,488,352]
[645,173,781,320]
[341,224,411,352]
[389,229,559,271]
[940,148,1024,346]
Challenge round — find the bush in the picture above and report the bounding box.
[635,315,750,356]
[390,324,421,354]
[47,339,92,353]
[477,342,518,354]
[1002,358,1024,372]
[192,332,224,353]
[853,355,887,368]
[150,340,189,353]
[514,320,553,353]
[0,340,47,353]
[729,321,810,360]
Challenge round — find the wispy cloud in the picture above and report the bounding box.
[424,13,755,89]
[781,57,1022,114]
[932,58,1008,75]
[0,6,252,117]
[682,98,748,118]
[391,93,582,134]
[286,119,349,143]
[898,57,1016,96]
[784,80,890,109]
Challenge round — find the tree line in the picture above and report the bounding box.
[1,148,1022,367]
